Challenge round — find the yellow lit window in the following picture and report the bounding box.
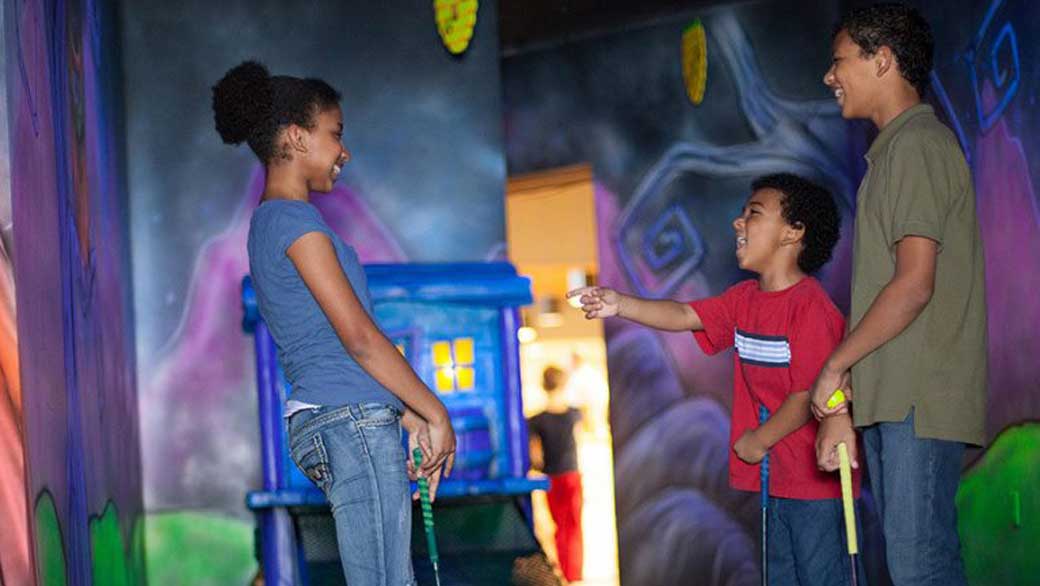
[435,367,455,393]
[429,337,476,393]
[453,337,474,365]
[456,366,475,391]
[432,341,453,367]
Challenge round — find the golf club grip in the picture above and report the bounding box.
[837,442,859,555]
[417,477,439,561]
[412,448,440,562]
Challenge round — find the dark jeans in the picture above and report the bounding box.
[861,410,967,586]
[766,496,868,586]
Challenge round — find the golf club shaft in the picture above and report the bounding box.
[760,405,769,586]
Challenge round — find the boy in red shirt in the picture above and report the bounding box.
[570,173,864,585]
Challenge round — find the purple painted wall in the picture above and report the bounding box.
[4,0,144,584]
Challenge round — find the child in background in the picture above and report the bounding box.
[528,366,584,583]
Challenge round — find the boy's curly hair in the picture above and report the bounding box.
[835,3,934,96]
[752,173,841,274]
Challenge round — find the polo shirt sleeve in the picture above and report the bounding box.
[887,133,953,248]
[688,282,746,355]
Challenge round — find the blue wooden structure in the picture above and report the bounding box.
[242,262,551,585]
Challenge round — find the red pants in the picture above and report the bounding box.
[547,471,583,581]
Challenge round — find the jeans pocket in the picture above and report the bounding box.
[287,406,324,438]
[355,402,401,428]
[290,432,333,492]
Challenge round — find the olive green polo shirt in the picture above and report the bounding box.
[849,104,988,446]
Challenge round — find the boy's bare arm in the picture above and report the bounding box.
[811,235,938,416]
[567,286,703,331]
[734,391,812,464]
[618,295,704,331]
[758,391,813,448]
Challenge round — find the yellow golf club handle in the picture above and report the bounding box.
[838,442,858,555]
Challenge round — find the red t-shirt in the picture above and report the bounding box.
[690,277,861,500]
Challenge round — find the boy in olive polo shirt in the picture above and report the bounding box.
[811,4,987,586]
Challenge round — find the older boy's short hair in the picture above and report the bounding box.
[835,3,934,95]
[751,173,841,274]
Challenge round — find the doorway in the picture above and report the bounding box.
[506,164,618,586]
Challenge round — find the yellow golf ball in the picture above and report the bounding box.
[827,389,847,409]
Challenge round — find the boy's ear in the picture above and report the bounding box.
[875,45,895,79]
[783,221,806,246]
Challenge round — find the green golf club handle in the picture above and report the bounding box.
[412,447,439,563]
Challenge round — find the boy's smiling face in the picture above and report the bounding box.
[824,30,879,121]
[732,188,799,274]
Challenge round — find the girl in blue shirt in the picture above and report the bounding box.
[213,61,455,586]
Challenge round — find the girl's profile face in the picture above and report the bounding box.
[304,105,351,193]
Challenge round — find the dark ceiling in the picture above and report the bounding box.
[498,0,741,56]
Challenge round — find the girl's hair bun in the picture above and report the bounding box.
[212,60,273,145]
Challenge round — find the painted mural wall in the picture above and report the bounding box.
[503,0,1039,584]
[3,0,144,585]
[118,1,506,583]
[915,0,1040,582]
[0,2,31,584]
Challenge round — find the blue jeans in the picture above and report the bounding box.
[289,403,417,586]
[861,410,966,586]
[767,497,868,586]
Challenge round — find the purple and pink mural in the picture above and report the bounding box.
[3,0,144,583]
[0,2,30,582]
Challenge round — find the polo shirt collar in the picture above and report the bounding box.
[865,103,934,162]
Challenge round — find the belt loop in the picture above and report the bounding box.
[347,403,362,421]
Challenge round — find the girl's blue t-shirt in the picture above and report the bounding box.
[247,199,403,411]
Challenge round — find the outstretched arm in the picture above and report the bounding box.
[567,286,703,332]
